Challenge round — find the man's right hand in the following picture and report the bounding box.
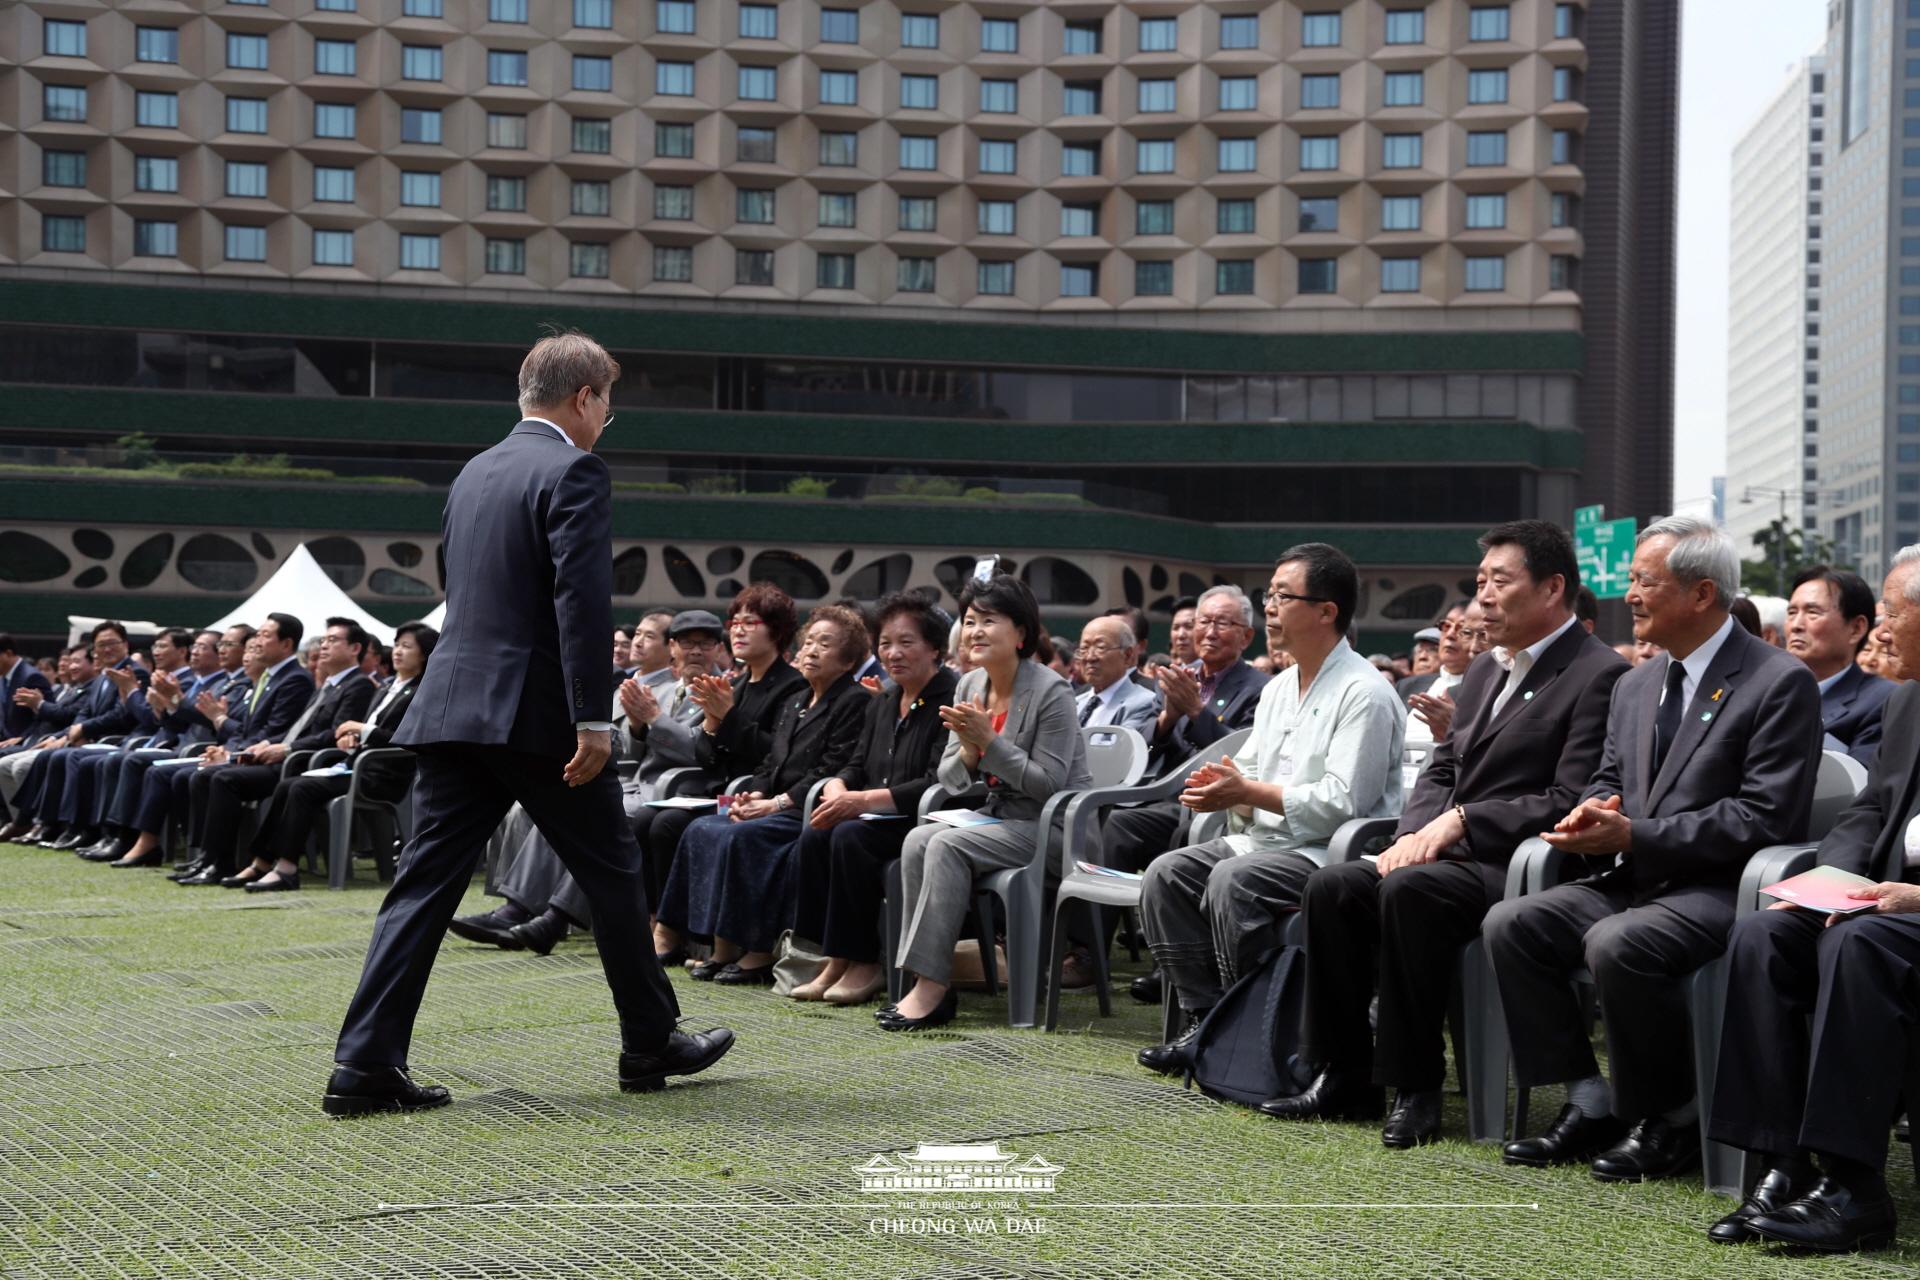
[563,727,611,787]
[620,679,661,725]
[13,688,42,711]
[1153,663,1204,721]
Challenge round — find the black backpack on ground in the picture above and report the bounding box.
[1184,943,1316,1107]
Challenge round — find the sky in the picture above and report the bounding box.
[1670,0,1831,510]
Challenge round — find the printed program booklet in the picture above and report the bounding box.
[925,809,1002,828]
[1760,864,1880,915]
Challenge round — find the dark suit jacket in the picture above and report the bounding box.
[1587,621,1822,898]
[399,421,616,759]
[150,669,245,748]
[42,667,131,733]
[838,666,959,816]
[226,661,317,749]
[1401,622,1628,865]
[747,672,868,807]
[2,661,53,739]
[1818,662,1893,768]
[1397,671,1440,706]
[1150,658,1267,772]
[21,682,82,745]
[1813,680,1920,883]
[352,677,420,795]
[289,670,377,753]
[76,658,150,740]
[697,657,807,779]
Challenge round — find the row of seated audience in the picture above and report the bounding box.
[2,518,1915,1252]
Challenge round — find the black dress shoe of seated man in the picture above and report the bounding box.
[505,908,570,956]
[447,907,522,949]
[1137,1015,1205,1076]
[1382,1089,1444,1148]
[1129,969,1163,1005]
[167,857,211,883]
[322,1064,452,1117]
[175,864,228,886]
[1257,1067,1384,1122]
[21,823,59,847]
[49,827,97,851]
[1590,1116,1700,1183]
[618,1027,737,1092]
[1709,1165,1810,1245]
[1748,1177,1898,1253]
[1501,1104,1627,1167]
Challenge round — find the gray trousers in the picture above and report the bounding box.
[491,783,655,928]
[1139,837,1317,1013]
[0,747,45,808]
[896,817,1036,983]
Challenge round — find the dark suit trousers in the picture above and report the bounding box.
[1102,801,1184,873]
[138,760,198,835]
[1300,857,1506,1090]
[56,749,113,826]
[246,773,351,864]
[15,748,61,819]
[639,806,701,912]
[790,817,915,963]
[334,745,680,1066]
[1709,909,1917,1169]
[1482,869,1734,1120]
[199,764,282,872]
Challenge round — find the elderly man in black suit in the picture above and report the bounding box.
[1274,521,1628,1143]
[1703,546,1920,1252]
[1486,515,1823,1182]
[327,331,732,1116]
[1783,564,1892,768]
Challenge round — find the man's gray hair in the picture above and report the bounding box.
[1086,615,1136,650]
[1747,595,1787,633]
[1196,584,1255,628]
[1636,514,1740,608]
[1892,544,1920,602]
[517,330,621,414]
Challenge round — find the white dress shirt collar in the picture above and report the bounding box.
[523,416,578,449]
[1493,612,1580,673]
[1664,614,1736,710]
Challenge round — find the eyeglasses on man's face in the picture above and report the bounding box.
[1258,589,1332,608]
[1076,640,1127,658]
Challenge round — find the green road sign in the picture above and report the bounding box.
[1574,505,1636,600]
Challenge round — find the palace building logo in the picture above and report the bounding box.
[855,1141,1063,1194]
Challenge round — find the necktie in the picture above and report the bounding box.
[1651,659,1688,776]
[1079,694,1099,726]
[1488,649,1533,721]
[248,675,268,716]
[280,683,328,744]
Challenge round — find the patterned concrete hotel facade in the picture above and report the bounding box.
[0,0,1676,649]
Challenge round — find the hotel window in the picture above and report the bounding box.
[1298,258,1337,293]
[1066,81,1103,115]
[137,156,180,192]
[486,175,526,211]
[819,131,857,165]
[1552,67,1579,102]
[897,257,936,291]
[488,112,528,148]
[574,180,613,216]
[1464,193,1507,228]
[738,66,776,99]
[406,0,445,14]
[1550,192,1579,228]
[979,139,1016,173]
[899,135,937,169]
[1380,256,1421,292]
[981,18,1018,52]
[42,216,86,253]
[1137,79,1175,113]
[657,60,696,94]
[315,39,357,76]
[654,245,694,280]
[1464,255,1506,291]
[134,220,178,257]
[736,249,774,284]
[901,14,939,47]
[400,234,442,270]
[1060,203,1097,236]
[739,4,777,38]
[575,0,613,27]
[819,191,856,226]
[224,224,266,262]
[312,229,354,267]
[735,188,774,222]
[1060,262,1098,297]
[316,0,356,10]
[654,184,693,218]
[1216,198,1255,234]
[226,160,269,198]
[485,238,526,274]
[1381,195,1421,230]
[821,9,858,42]
[1554,4,1580,38]
[226,97,268,134]
[1301,13,1340,46]
[1381,133,1422,168]
[574,55,613,91]
[898,196,936,230]
[1466,130,1507,165]
[1301,75,1339,109]
[1219,76,1257,111]
[314,103,356,138]
[1218,138,1257,171]
[1064,21,1101,54]
[1299,136,1338,170]
[571,242,611,277]
[1135,260,1173,295]
[1551,129,1578,165]
[978,198,1015,234]
[1467,70,1508,104]
[1383,71,1423,106]
[821,69,858,104]
[1136,199,1174,234]
[1139,17,1176,51]
[1384,10,1425,43]
[136,28,178,63]
[573,117,612,152]
[488,50,529,85]
[42,151,85,188]
[1215,259,1254,294]
[136,92,178,128]
[738,126,776,162]
[1469,6,1510,40]
[45,20,87,56]
[981,79,1017,113]
[656,122,694,156]
[1297,196,1337,231]
[901,74,937,109]
[1220,14,1258,48]
[228,34,269,69]
[401,108,442,143]
[818,253,856,289]
[657,0,696,33]
[402,46,443,80]
[1137,139,1175,173]
[977,260,1014,295]
[490,0,529,21]
[1549,254,1579,290]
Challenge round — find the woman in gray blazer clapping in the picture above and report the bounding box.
[881,576,1091,1030]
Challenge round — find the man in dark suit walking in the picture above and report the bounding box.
[327,331,733,1116]
[1703,546,1920,1252]
[1274,521,1628,1143]
[1486,515,1822,1182]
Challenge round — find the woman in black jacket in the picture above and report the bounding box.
[789,594,955,1005]
[655,606,869,982]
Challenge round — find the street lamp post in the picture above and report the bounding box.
[1741,485,1797,593]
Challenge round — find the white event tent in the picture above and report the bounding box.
[204,544,397,645]
[421,600,448,631]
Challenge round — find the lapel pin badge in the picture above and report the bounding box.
[1522,690,1534,702]
[1710,688,1724,702]
[1700,711,1713,723]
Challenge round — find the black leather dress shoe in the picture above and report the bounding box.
[1382,1089,1444,1148]
[107,848,164,869]
[322,1064,452,1117]
[1129,968,1163,1005]
[167,858,210,883]
[87,838,133,861]
[1502,1105,1627,1168]
[878,989,958,1032]
[174,865,227,886]
[1710,1165,1808,1245]
[0,819,34,843]
[619,1027,737,1092]
[713,962,776,986]
[689,958,727,981]
[218,870,264,888]
[1137,1015,1205,1076]
[245,873,299,893]
[505,909,569,956]
[447,908,521,949]
[1748,1177,1897,1253]
[873,1002,898,1021]
[79,844,123,862]
[21,824,58,847]
[1590,1116,1699,1183]
[1257,1068,1384,1122]
[49,827,97,851]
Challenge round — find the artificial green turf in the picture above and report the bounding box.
[2,841,1916,1279]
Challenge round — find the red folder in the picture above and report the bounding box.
[1760,865,1880,915]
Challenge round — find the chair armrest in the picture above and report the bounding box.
[282,750,318,778]
[176,742,214,759]
[1060,781,1174,871]
[311,748,349,768]
[1327,817,1401,864]
[723,775,753,796]
[917,781,987,821]
[1737,844,1819,917]
[654,766,721,799]
[1506,836,1564,899]
[1187,809,1229,847]
[801,777,831,825]
[345,748,413,810]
